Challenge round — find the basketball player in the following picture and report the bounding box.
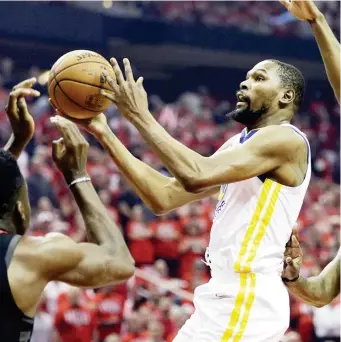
[60,58,310,341]
[1,79,134,342]
[282,228,340,308]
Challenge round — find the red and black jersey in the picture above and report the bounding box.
[0,230,34,342]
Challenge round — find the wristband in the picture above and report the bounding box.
[68,176,91,188]
[282,275,300,283]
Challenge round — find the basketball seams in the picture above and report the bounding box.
[58,79,113,92]
[53,60,112,77]
[52,70,102,113]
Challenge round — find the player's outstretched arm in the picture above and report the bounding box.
[282,230,340,307]
[280,0,340,103]
[101,59,305,192]
[49,107,219,215]
[35,117,134,287]
[4,78,40,158]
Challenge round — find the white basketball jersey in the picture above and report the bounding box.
[207,124,311,275]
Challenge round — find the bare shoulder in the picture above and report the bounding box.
[247,125,307,158]
[8,233,82,317]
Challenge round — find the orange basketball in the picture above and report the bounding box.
[48,50,115,119]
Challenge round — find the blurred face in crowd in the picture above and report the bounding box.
[126,312,144,333]
[104,334,120,342]
[148,320,164,340]
[68,288,82,307]
[226,60,291,126]
[132,205,144,221]
[154,259,168,276]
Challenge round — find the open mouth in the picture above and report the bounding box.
[236,93,248,106]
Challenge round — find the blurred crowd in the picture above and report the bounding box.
[0,54,340,342]
[70,1,340,39]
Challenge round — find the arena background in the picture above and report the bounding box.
[0,1,339,342]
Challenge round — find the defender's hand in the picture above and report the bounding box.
[101,58,149,122]
[279,0,322,22]
[50,116,89,183]
[282,227,303,281]
[49,98,109,138]
[5,78,40,157]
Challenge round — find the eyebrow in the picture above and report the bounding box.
[246,69,268,79]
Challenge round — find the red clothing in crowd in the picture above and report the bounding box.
[95,291,125,340]
[54,305,97,342]
[127,220,154,265]
[151,219,182,259]
[121,331,151,342]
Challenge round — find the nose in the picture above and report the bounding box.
[240,80,248,91]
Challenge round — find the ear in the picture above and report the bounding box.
[12,201,26,232]
[280,89,295,105]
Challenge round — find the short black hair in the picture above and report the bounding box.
[0,149,24,218]
[270,60,305,109]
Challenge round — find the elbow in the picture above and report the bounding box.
[113,259,136,282]
[180,174,203,193]
[149,202,170,216]
[313,296,334,308]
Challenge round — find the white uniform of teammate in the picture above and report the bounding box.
[173,124,311,342]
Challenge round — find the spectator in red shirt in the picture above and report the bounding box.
[95,286,126,341]
[127,205,154,266]
[150,213,182,277]
[54,288,97,342]
[179,220,208,282]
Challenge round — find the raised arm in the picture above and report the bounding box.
[48,109,219,215]
[35,117,134,287]
[282,230,340,307]
[280,0,340,103]
[101,59,305,193]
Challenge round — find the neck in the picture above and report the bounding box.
[246,110,292,131]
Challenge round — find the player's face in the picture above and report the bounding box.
[13,184,31,234]
[226,61,282,126]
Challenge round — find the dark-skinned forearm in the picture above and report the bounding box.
[4,133,28,159]
[310,14,340,103]
[130,114,207,188]
[96,127,215,212]
[286,258,340,308]
[97,128,170,212]
[69,179,132,261]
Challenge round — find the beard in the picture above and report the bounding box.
[226,99,268,126]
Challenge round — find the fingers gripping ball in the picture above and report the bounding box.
[48,50,115,119]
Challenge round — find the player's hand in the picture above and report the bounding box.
[282,226,303,281]
[101,58,149,122]
[50,116,89,183]
[49,98,109,138]
[4,78,40,158]
[279,0,322,22]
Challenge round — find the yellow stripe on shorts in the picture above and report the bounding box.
[232,273,257,342]
[233,179,273,272]
[220,273,248,341]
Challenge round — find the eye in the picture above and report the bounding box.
[256,76,264,81]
